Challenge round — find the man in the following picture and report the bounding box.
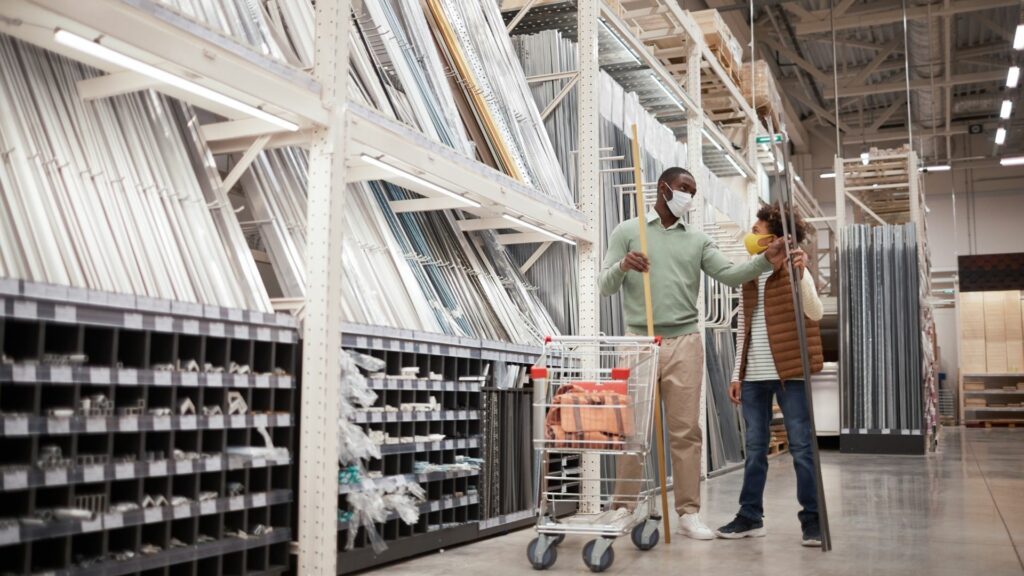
[600,166,797,540]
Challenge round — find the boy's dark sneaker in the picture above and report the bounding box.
[801,519,822,547]
[715,514,767,539]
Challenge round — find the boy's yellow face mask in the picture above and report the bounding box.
[744,233,774,255]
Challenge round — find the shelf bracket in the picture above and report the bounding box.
[540,73,580,120]
[518,242,553,274]
[76,71,159,100]
[220,135,270,194]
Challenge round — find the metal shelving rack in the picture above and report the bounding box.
[335,330,546,574]
[0,279,297,575]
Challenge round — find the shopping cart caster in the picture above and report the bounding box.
[527,536,558,570]
[631,519,660,551]
[581,538,615,573]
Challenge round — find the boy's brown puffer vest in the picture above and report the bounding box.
[738,266,824,381]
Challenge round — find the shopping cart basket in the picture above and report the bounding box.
[527,336,662,573]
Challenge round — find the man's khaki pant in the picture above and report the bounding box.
[615,332,704,516]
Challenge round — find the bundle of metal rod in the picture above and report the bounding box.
[0,36,270,311]
[705,328,744,472]
[425,0,575,207]
[840,223,923,432]
[154,0,291,64]
[234,145,558,343]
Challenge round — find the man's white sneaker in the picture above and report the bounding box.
[678,513,714,540]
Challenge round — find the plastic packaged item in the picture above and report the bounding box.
[347,350,386,373]
[338,418,381,464]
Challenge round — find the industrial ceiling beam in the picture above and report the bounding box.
[794,0,1020,34]
[823,70,1005,98]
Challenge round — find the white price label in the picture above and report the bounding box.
[144,509,163,523]
[115,463,134,479]
[82,517,103,532]
[84,465,104,483]
[230,415,246,428]
[201,500,217,515]
[13,364,36,382]
[229,496,245,510]
[173,504,192,519]
[120,416,138,432]
[48,418,69,434]
[86,418,106,433]
[254,415,268,428]
[0,525,19,546]
[154,371,172,386]
[257,327,271,341]
[4,416,29,436]
[234,325,250,339]
[104,513,124,529]
[124,312,143,329]
[155,316,173,332]
[183,319,200,334]
[255,375,270,388]
[149,461,168,477]
[43,468,66,485]
[51,365,72,382]
[121,368,138,383]
[209,322,225,338]
[207,373,222,388]
[180,416,197,430]
[206,458,222,472]
[181,373,198,387]
[13,299,37,319]
[153,416,171,430]
[252,493,267,507]
[3,471,28,490]
[209,415,224,429]
[55,304,76,323]
[91,367,111,384]
[177,460,193,474]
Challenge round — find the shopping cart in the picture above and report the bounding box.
[527,336,662,573]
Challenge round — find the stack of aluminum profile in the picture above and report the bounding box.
[840,223,923,432]
[0,35,270,312]
[705,328,744,471]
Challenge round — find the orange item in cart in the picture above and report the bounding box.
[544,383,634,449]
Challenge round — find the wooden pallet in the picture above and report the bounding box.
[966,420,1021,428]
[768,439,789,455]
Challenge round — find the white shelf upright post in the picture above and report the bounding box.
[298,0,351,574]
[576,0,601,517]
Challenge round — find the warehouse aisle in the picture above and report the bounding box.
[377,428,1024,575]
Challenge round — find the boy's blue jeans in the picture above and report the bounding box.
[738,380,818,525]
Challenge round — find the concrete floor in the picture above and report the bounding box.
[379,428,1024,575]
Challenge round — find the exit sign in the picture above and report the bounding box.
[756,134,784,144]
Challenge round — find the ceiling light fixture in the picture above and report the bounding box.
[1007,66,1020,88]
[1000,100,1013,120]
[502,214,575,245]
[360,154,481,208]
[918,164,951,172]
[1000,155,1024,166]
[860,148,870,165]
[725,154,744,174]
[650,74,686,111]
[1015,24,1024,50]
[599,19,641,65]
[54,29,298,131]
[995,127,1007,145]
[701,128,723,151]
[819,172,836,179]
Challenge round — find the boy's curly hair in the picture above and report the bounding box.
[756,204,809,244]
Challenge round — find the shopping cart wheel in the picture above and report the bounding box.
[551,533,566,546]
[581,538,615,573]
[527,536,558,570]
[631,520,660,551]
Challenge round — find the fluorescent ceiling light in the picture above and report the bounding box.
[360,154,481,208]
[1000,155,1024,166]
[819,172,836,179]
[54,29,298,131]
[860,150,870,165]
[1015,24,1024,50]
[650,74,686,111]
[918,164,951,172]
[1001,99,1013,119]
[995,127,1007,145]
[725,154,744,174]
[1007,66,1020,88]
[794,174,802,182]
[701,128,723,151]
[502,214,575,245]
[599,19,641,65]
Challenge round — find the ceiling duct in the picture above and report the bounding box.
[907,0,944,159]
